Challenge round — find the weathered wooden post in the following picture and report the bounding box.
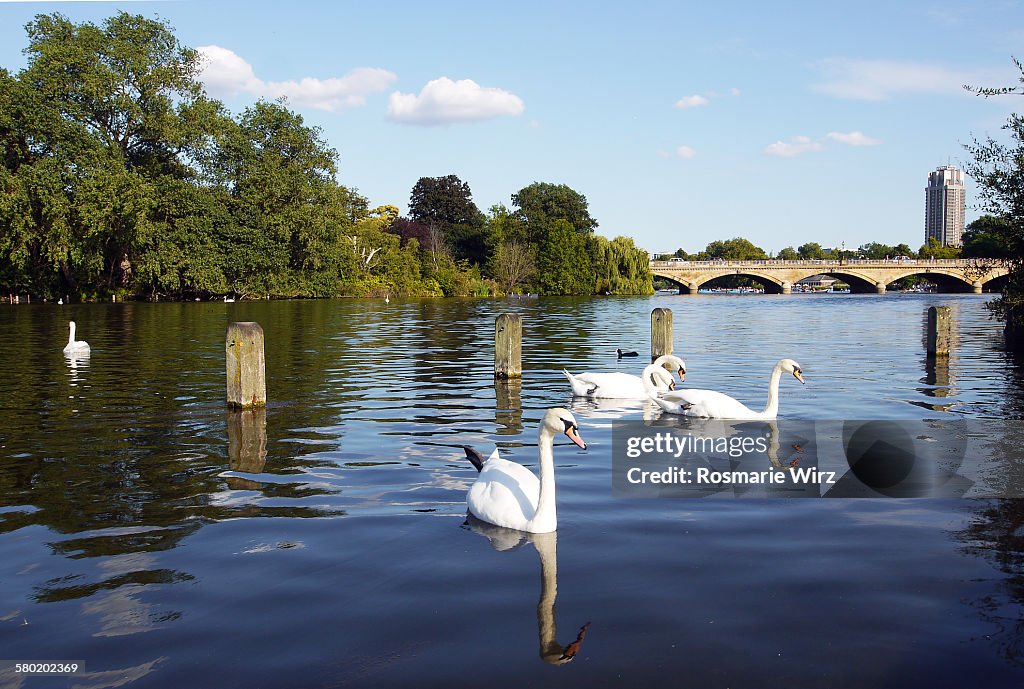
[226,322,267,408]
[651,308,674,362]
[926,306,951,357]
[495,313,522,379]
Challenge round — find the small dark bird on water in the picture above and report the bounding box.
[616,348,639,358]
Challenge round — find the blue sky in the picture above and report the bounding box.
[1,1,1021,254]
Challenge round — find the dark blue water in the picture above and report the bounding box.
[1,294,1023,688]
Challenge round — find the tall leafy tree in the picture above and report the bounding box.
[963,215,1015,259]
[537,219,594,295]
[511,182,598,243]
[407,174,486,264]
[21,12,216,174]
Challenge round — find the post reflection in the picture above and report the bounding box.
[464,516,591,665]
[227,408,268,490]
[494,379,523,436]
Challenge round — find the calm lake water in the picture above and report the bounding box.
[2,294,1024,688]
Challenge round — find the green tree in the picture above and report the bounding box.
[798,242,826,259]
[917,237,962,259]
[21,12,215,174]
[962,215,1015,258]
[858,242,895,259]
[537,219,594,295]
[408,175,487,265]
[591,235,654,295]
[702,237,768,260]
[511,182,598,244]
[777,246,799,260]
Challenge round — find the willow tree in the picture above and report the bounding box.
[591,235,654,295]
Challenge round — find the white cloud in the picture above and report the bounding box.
[675,145,696,158]
[764,130,882,157]
[387,77,524,126]
[197,45,395,111]
[730,87,741,96]
[826,131,881,146]
[763,136,824,157]
[674,94,709,109]
[811,58,979,100]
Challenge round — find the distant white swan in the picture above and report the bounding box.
[62,320,90,355]
[464,408,586,533]
[223,295,235,302]
[384,293,390,304]
[651,358,804,420]
[563,355,686,399]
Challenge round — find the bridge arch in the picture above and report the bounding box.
[651,259,1010,295]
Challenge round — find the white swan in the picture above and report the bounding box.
[62,320,90,355]
[563,355,686,399]
[465,408,586,533]
[651,358,803,420]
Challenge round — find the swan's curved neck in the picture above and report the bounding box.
[68,322,76,344]
[531,424,557,529]
[641,365,666,393]
[761,364,785,418]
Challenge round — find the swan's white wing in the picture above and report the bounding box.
[563,370,598,397]
[567,371,647,398]
[659,388,759,419]
[468,456,540,532]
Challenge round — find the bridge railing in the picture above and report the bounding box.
[649,258,982,268]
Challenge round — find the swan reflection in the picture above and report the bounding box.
[464,515,590,665]
[65,350,90,386]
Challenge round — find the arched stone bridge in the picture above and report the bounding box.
[650,258,1010,294]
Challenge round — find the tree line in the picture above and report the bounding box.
[658,219,1013,264]
[0,12,652,301]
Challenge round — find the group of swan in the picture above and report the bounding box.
[562,354,686,399]
[467,355,804,533]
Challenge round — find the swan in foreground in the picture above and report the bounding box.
[563,355,686,399]
[464,408,586,533]
[651,358,803,420]
[62,321,90,355]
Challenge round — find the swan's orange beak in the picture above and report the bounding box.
[565,426,587,450]
[677,367,686,382]
[793,370,805,384]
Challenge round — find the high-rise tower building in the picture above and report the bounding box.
[925,165,966,247]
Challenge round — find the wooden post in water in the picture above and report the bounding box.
[651,308,674,362]
[226,322,267,408]
[495,314,522,379]
[926,306,951,357]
